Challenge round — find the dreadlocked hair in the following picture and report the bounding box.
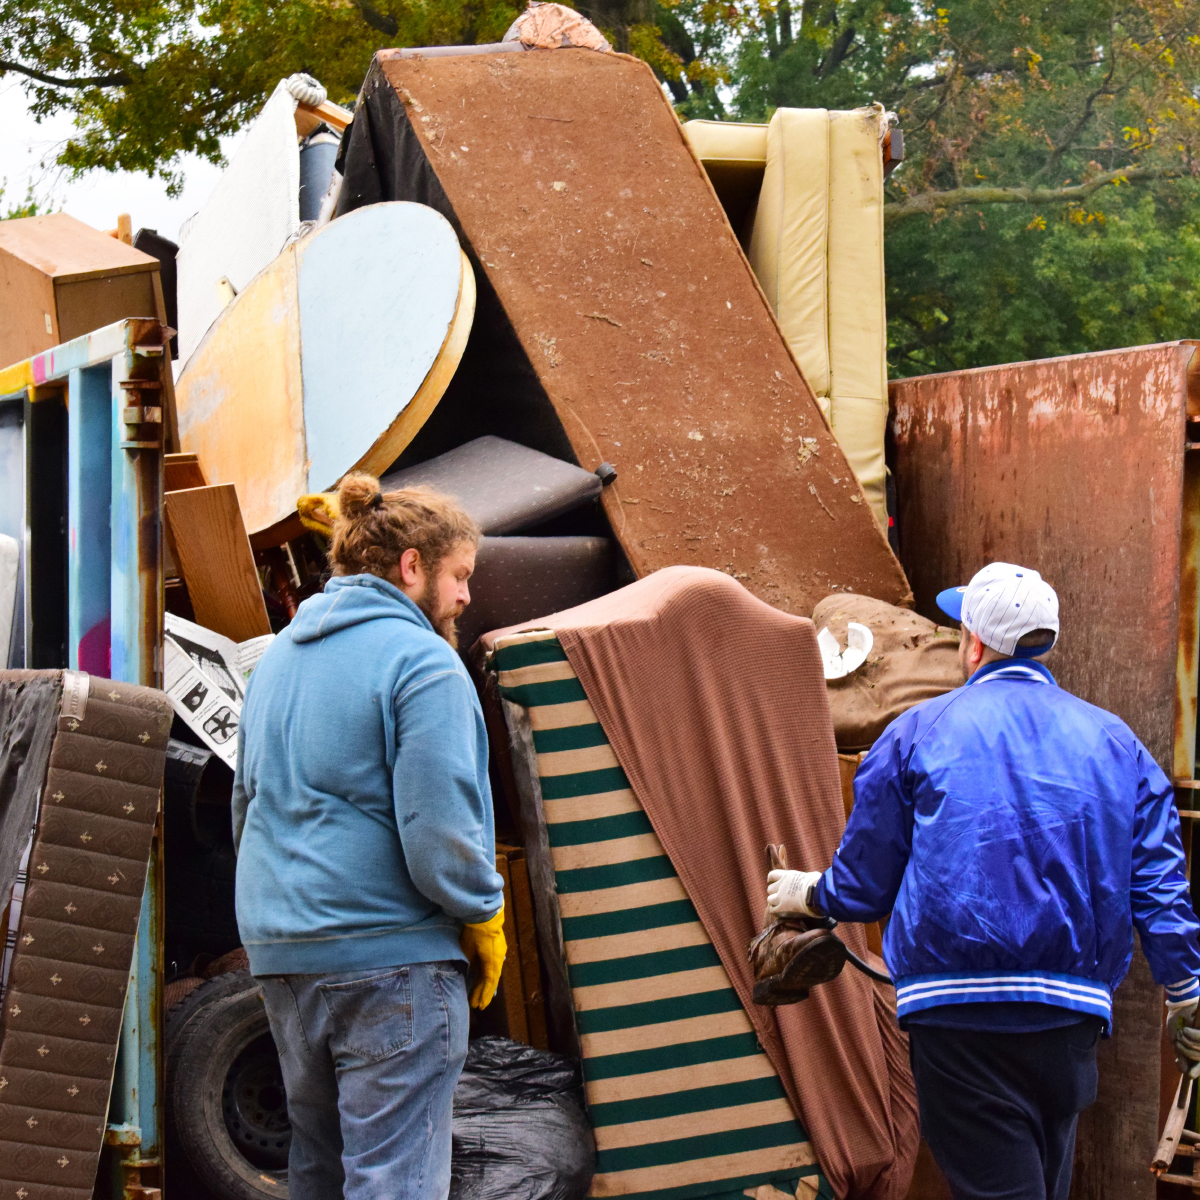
[329,473,480,579]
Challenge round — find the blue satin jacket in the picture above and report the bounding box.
[814,659,1200,1029]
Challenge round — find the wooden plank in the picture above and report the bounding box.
[295,98,353,137]
[493,852,529,1044]
[163,485,271,643]
[508,851,549,1050]
[165,454,208,492]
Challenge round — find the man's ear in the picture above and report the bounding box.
[398,547,423,589]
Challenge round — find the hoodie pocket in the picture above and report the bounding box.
[319,967,414,1064]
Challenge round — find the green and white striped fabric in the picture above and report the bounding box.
[494,631,830,1200]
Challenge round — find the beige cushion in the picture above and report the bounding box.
[689,109,890,529]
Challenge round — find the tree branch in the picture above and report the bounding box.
[0,59,131,88]
[884,166,1177,225]
[351,0,398,36]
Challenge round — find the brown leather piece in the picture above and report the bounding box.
[11,919,134,972]
[0,1034,115,1080]
[0,1184,93,1200]
[7,957,128,1008]
[25,845,147,898]
[39,769,160,825]
[1,994,121,1046]
[0,1137,104,1188]
[47,732,166,792]
[0,672,171,1197]
[813,594,961,753]
[33,807,153,865]
[0,1068,111,1116]
[0,1105,106,1151]
[20,882,143,935]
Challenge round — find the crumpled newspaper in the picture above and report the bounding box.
[504,2,612,52]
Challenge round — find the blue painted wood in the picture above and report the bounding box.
[67,365,112,674]
[297,202,464,491]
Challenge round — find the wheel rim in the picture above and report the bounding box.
[221,1032,292,1171]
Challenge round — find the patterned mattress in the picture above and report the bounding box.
[494,632,830,1200]
[0,670,172,1198]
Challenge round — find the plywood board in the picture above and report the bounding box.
[0,212,160,282]
[343,50,909,615]
[55,271,161,342]
[0,250,57,368]
[163,485,271,643]
[176,81,302,366]
[176,202,475,534]
[165,453,208,492]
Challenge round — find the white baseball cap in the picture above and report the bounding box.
[936,562,1059,659]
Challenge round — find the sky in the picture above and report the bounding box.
[0,75,242,244]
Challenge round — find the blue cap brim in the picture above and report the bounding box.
[936,586,967,623]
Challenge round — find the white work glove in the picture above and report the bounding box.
[766,869,823,918]
[1166,997,1200,1078]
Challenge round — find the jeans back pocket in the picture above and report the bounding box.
[319,967,414,1064]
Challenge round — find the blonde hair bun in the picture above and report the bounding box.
[336,472,383,520]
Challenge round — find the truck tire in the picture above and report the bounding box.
[166,970,291,1200]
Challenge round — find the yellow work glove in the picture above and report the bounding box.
[296,491,339,535]
[460,907,507,1009]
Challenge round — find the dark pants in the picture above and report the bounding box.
[908,1020,1101,1200]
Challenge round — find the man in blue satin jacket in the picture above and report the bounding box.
[767,561,1200,1200]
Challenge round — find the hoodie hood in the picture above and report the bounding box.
[289,574,434,644]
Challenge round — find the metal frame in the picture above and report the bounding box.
[889,340,1200,1199]
[0,319,169,1199]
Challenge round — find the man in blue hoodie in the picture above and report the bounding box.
[766,562,1200,1200]
[233,473,505,1200]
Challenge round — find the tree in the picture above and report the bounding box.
[1,0,521,191]
[685,0,1200,373]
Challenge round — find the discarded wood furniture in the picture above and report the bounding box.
[0,214,170,374]
[175,201,476,540]
[163,486,271,644]
[890,340,1200,1200]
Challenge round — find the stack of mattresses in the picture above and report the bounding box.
[0,670,171,1198]
[492,632,828,1200]
[337,48,909,617]
[686,112,890,530]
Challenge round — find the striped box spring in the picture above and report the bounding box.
[494,632,831,1200]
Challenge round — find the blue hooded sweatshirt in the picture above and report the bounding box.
[232,574,503,975]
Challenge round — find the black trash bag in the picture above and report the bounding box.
[451,1036,595,1200]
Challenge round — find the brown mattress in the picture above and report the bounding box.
[337,47,911,617]
[0,671,172,1197]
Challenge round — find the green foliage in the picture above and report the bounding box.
[0,181,44,218]
[668,0,1200,373]
[2,0,520,191]
[6,0,1200,370]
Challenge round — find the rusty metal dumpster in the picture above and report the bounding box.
[889,340,1200,1199]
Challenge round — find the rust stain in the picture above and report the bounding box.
[890,341,1194,771]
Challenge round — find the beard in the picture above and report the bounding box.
[414,587,464,648]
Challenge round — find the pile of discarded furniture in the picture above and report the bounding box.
[2,10,1197,1198]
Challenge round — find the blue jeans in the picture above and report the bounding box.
[258,962,469,1200]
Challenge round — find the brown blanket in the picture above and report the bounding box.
[486,566,918,1200]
